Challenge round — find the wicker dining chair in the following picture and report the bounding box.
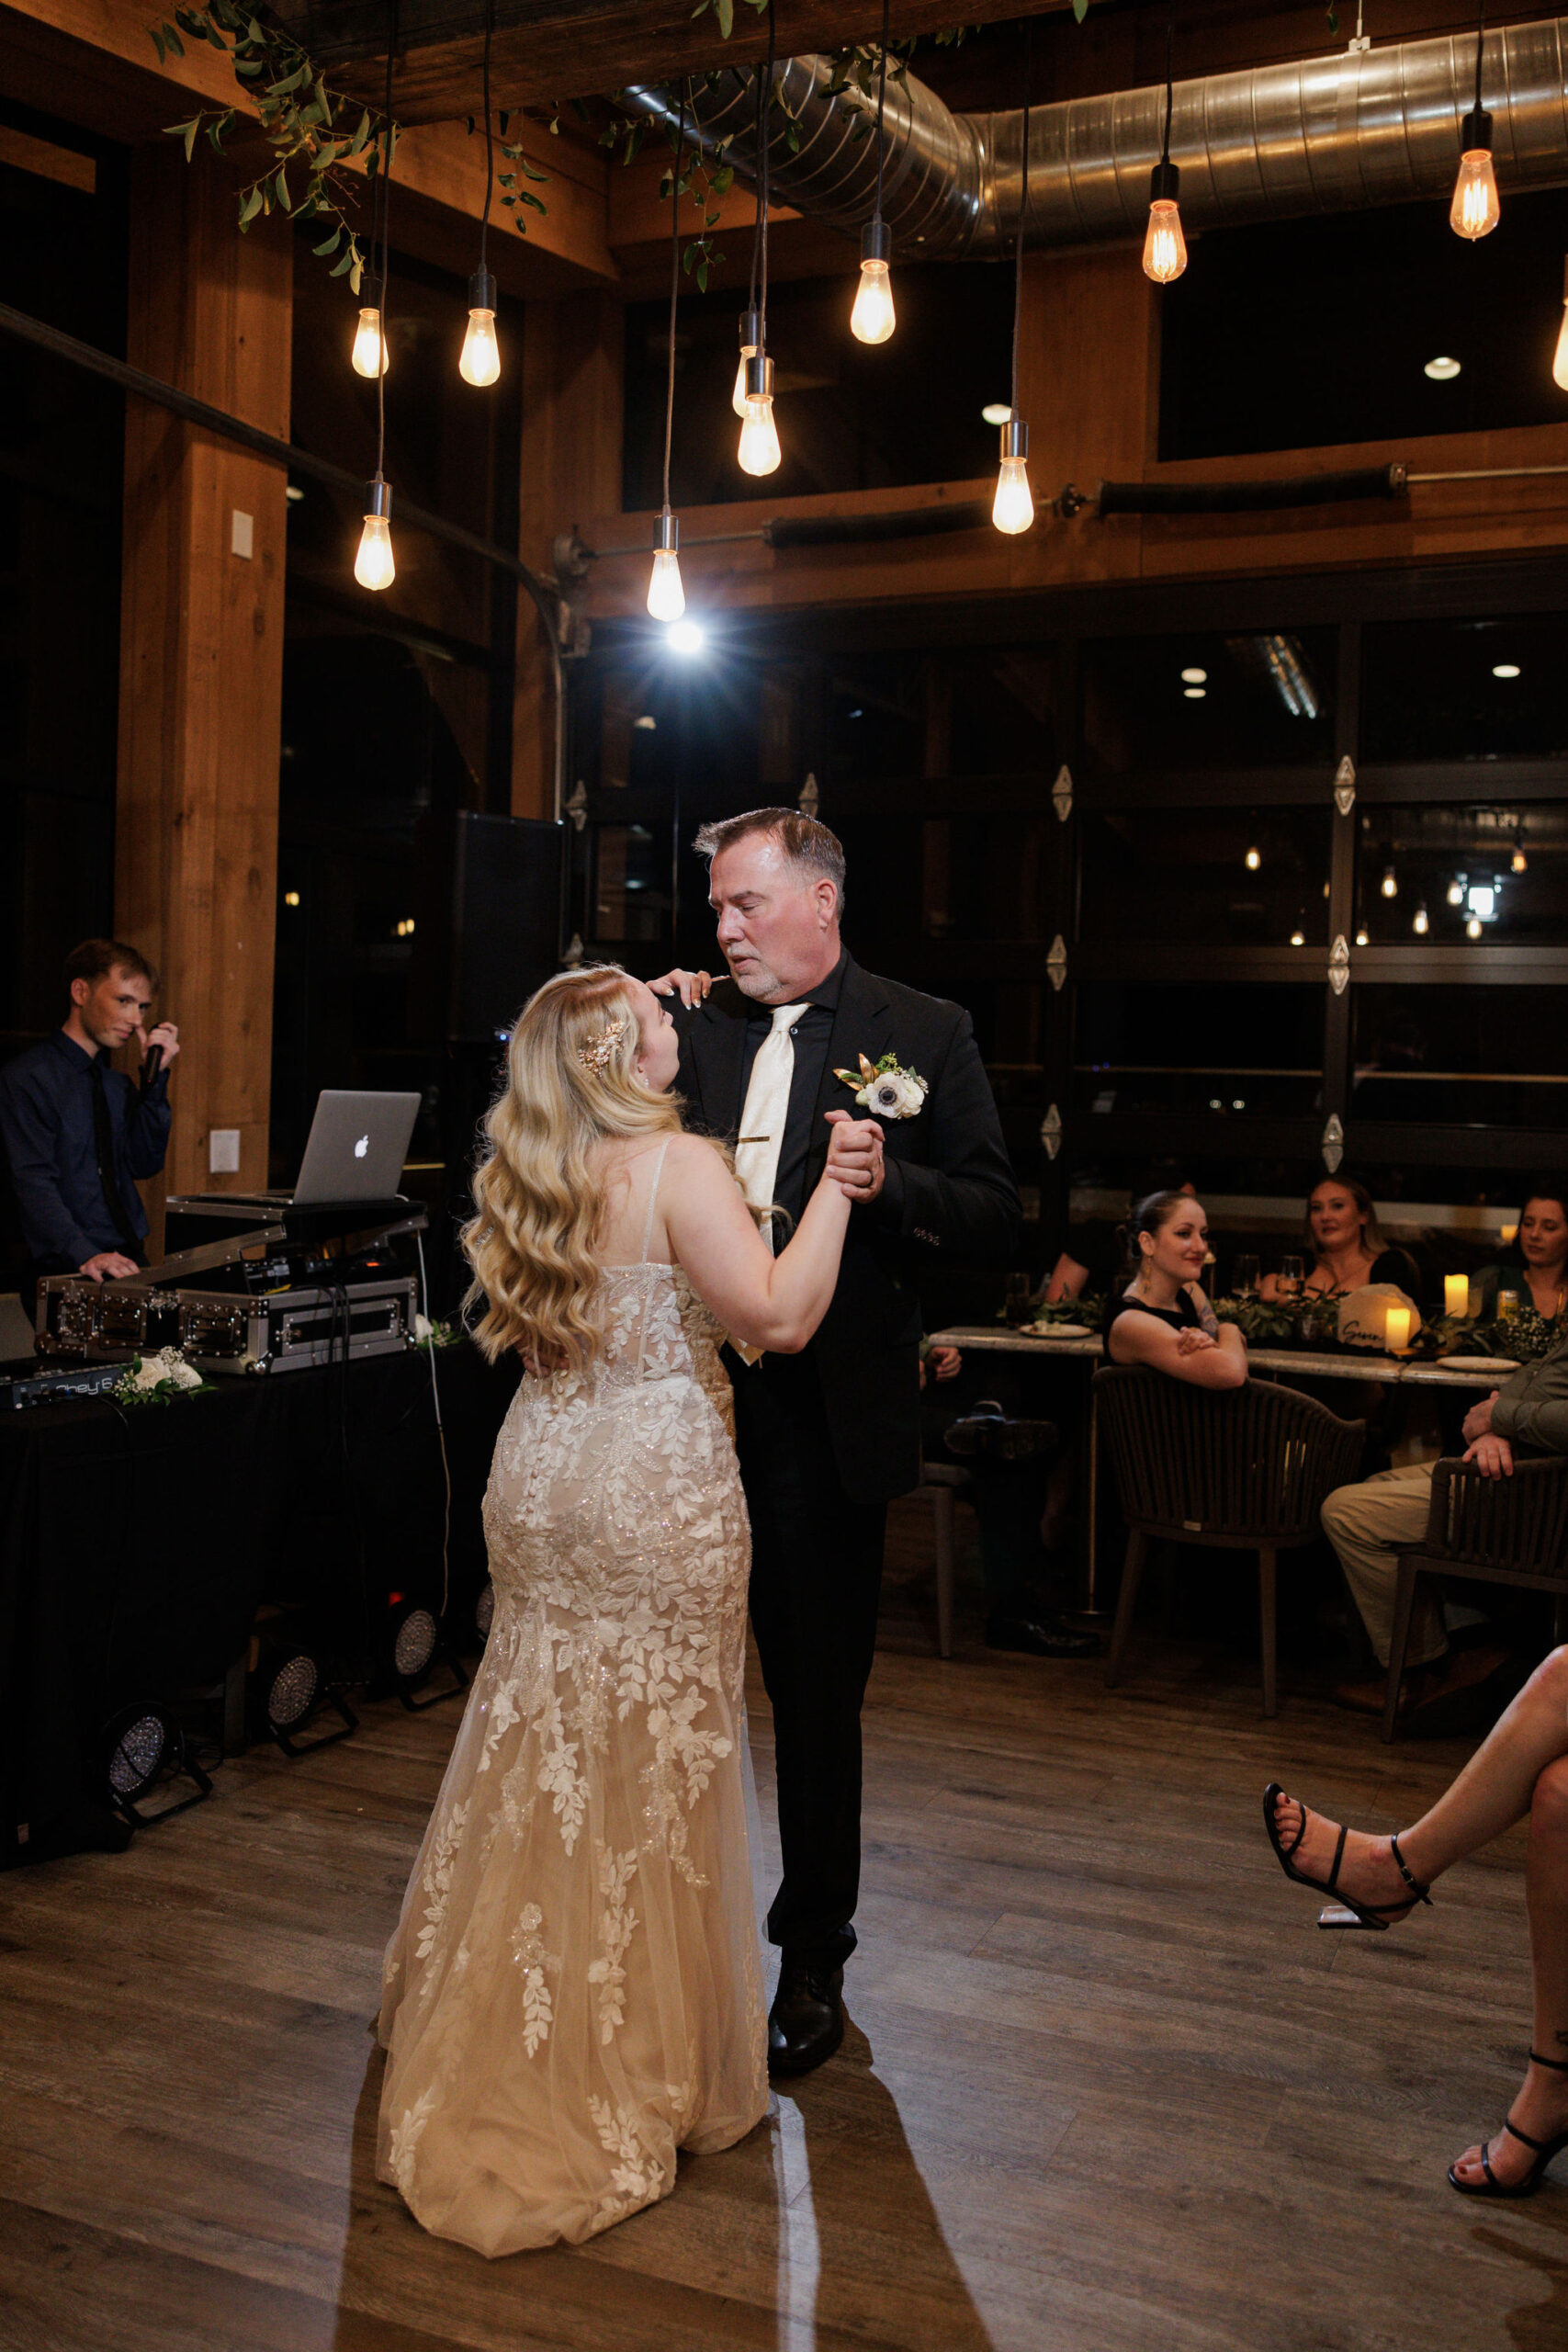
[1382,1453,1568,1742]
[1094,1367,1366,1716]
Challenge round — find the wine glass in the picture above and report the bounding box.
[1233,1253,1260,1300]
[1277,1254,1303,1303]
[1004,1272,1033,1329]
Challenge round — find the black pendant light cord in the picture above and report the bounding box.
[1473,0,1486,113]
[374,0,396,481]
[874,0,889,226]
[760,0,776,354]
[479,0,493,277]
[1010,29,1030,419]
[1161,0,1176,165]
[661,87,686,516]
[746,60,764,316]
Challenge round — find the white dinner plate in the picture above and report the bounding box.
[1436,1354,1519,1373]
[1025,1322,1094,1339]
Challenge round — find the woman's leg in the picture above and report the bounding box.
[1271,1645,1568,1913]
[1449,1752,1568,2189]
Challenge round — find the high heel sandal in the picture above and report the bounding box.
[1450,2052,1568,2199]
[1261,1782,1434,1932]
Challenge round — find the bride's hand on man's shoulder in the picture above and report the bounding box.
[649,967,714,1008]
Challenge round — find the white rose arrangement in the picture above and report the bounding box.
[833,1051,929,1122]
[112,1346,211,1407]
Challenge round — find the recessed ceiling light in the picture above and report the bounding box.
[1493,662,1521,678]
[285,484,305,503]
[1180,666,1207,684]
[1183,685,1206,698]
[981,401,1012,426]
[1425,356,1461,380]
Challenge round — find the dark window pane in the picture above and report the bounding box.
[622,265,1012,510]
[1352,985,1568,1126]
[948,650,1055,777]
[1354,805,1568,944]
[1361,615,1568,762]
[592,824,668,943]
[920,816,1054,943]
[1074,984,1324,1116]
[1082,629,1337,772]
[1160,190,1568,461]
[1080,807,1331,946]
[825,655,925,786]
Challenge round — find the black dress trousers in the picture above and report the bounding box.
[729,1342,886,1972]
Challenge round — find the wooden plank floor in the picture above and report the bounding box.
[4,1500,1567,2352]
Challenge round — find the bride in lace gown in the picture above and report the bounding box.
[376,965,862,2256]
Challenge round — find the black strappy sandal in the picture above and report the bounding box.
[1261,1782,1434,1932]
[1450,2052,1568,2199]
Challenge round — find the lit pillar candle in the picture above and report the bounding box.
[1384,1305,1413,1352]
[1444,1273,1471,1319]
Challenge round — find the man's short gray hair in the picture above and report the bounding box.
[691,808,847,914]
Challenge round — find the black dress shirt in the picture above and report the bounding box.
[737,950,846,1228]
[0,1030,171,1273]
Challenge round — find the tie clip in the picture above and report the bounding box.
[739,1135,773,1144]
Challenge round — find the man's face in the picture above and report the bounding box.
[73,966,152,1052]
[707,834,840,1005]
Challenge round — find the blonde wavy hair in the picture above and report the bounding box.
[463,964,683,1370]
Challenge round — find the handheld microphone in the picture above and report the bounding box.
[140,1041,164,1089]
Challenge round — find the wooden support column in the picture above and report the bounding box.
[513,288,624,821]
[115,143,291,1228]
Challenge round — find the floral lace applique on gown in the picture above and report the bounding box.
[376,1142,767,2256]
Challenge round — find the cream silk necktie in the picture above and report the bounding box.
[728,1001,807,1363]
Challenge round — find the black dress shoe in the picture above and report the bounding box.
[767,1960,844,2078]
[985,1613,1101,1659]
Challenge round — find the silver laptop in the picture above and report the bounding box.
[290,1090,422,1204]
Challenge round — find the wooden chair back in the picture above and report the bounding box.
[1093,1367,1365,1550]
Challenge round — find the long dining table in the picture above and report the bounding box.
[926,1323,1514,1617]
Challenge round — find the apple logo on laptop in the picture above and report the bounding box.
[354,1134,370,1159]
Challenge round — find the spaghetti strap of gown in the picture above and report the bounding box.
[375,1134,766,2256]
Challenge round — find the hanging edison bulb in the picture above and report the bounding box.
[1554,260,1568,390]
[459,266,500,386]
[1245,846,1261,872]
[851,220,896,345]
[352,277,389,378]
[1143,161,1187,284]
[1512,837,1529,874]
[732,307,761,420]
[1381,865,1398,898]
[737,352,781,477]
[1413,903,1430,934]
[1450,108,1500,240]
[647,509,685,623]
[992,416,1033,536]
[355,477,395,591]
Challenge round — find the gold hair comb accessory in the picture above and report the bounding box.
[575,1016,627,1073]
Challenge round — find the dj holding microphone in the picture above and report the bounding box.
[0,938,180,1290]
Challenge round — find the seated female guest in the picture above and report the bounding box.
[1263,1645,1568,2197]
[1104,1191,1247,1390]
[1472,1185,1568,1327]
[1260,1174,1425,1309]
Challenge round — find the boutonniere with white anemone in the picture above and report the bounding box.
[834,1051,929,1121]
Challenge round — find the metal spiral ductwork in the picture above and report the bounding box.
[622,16,1568,258]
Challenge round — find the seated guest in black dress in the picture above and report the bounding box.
[1046,1159,1194,1304]
[1472,1184,1568,1329]
[1259,1174,1425,1310]
[1104,1191,1248,1390]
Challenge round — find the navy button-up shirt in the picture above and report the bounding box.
[0,1030,171,1273]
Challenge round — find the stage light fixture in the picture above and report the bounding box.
[101,1704,212,1828]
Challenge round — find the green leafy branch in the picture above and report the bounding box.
[150,0,400,286]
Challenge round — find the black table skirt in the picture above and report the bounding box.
[0,1342,518,1859]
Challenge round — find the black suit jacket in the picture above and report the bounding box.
[674,954,1021,1502]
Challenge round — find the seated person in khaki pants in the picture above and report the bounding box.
[1328,1337,1568,1717]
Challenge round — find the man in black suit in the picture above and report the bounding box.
[660,808,1021,2076]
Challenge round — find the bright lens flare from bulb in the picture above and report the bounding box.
[850,258,896,345]
[738,393,782,476]
[1143,199,1187,284]
[732,347,757,419]
[992,456,1033,535]
[647,547,685,623]
[355,513,395,591]
[459,309,500,386]
[1450,149,1501,240]
[667,618,705,654]
[352,308,389,378]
